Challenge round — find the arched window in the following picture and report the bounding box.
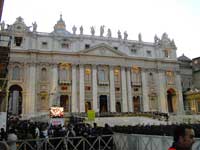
[41,68,47,81]
[12,66,20,80]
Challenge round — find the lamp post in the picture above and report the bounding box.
[0,33,11,131]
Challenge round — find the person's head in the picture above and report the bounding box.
[173,125,195,149]
[0,141,9,150]
[1,128,5,132]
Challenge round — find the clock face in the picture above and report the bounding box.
[14,24,24,32]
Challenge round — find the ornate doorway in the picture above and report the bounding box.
[133,96,140,112]
[167,88,176,113]
[8,85,23,115]
[99,95,108,113]
[60,95,69,112]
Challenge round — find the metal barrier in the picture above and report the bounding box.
[13,133,200,150]
[16,135,114,150]
[113,133,200,150]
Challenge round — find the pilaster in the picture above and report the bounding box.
[176,74,184,114]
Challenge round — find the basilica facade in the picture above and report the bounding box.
[0,16,184,118]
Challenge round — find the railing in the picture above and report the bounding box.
[113,133,200,150]
[12,133,200,150]
[16,135,114,150]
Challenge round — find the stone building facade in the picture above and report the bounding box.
[179,56,200,113]
[0,16,184,118]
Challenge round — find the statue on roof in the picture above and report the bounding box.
[107,28,111,37]
[154,34,159,43]
[32,21,37,32]
[80,25,83,35]
[91,26,95,36]
[124,31,128,40]
[100,25,105,36]
[0,21,5,31]
[72,25,77,35]
[171,39,175,46]
[7,24,12,31]
[117,30,122,39]
[138,33,142,42]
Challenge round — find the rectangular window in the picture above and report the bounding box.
[147,50,152,57]
[85,44,90,49]
[164,50,169,58]
[98,70,105,81]
[131,49,137,54]
[114,47,118,50]
[14,37,22,46]
[41,42,48,49]
[61,43,69,48]
[115,87,120,91]
[85,86,91,91]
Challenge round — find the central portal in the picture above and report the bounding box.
[99,95,108,113]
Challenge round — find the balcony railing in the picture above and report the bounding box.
[59,80,72,85]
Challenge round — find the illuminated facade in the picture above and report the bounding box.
[0,16,184,118]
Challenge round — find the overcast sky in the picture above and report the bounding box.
[2,0,200,59]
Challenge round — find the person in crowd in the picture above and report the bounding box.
[40,125,48,139]
[0,128,7,141]
[168,125,195,150]
[66,124,76,137]
[7,128,18,150]
[0,141,9,150]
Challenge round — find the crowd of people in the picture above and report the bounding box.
[113,123,200,137]
[0,118,114,150]
[1,115,200,150]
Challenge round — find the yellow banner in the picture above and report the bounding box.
[87,110,95,121]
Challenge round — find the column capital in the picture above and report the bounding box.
[51,63,58,68]
[92,64,97,68]
[126,66,131,71]
[109,65,115,70]
[72,64,78,67]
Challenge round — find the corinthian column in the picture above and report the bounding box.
[27,63,36,115]
[109,66,116,112]
[121,66,128,112]
[141,69,149,112]
[126,67,133,112]
[50,64,58,107]
[72,64,77,112]
[92,65,98,112]
[79,64,85,112]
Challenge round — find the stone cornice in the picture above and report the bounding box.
[10,49,178,64]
